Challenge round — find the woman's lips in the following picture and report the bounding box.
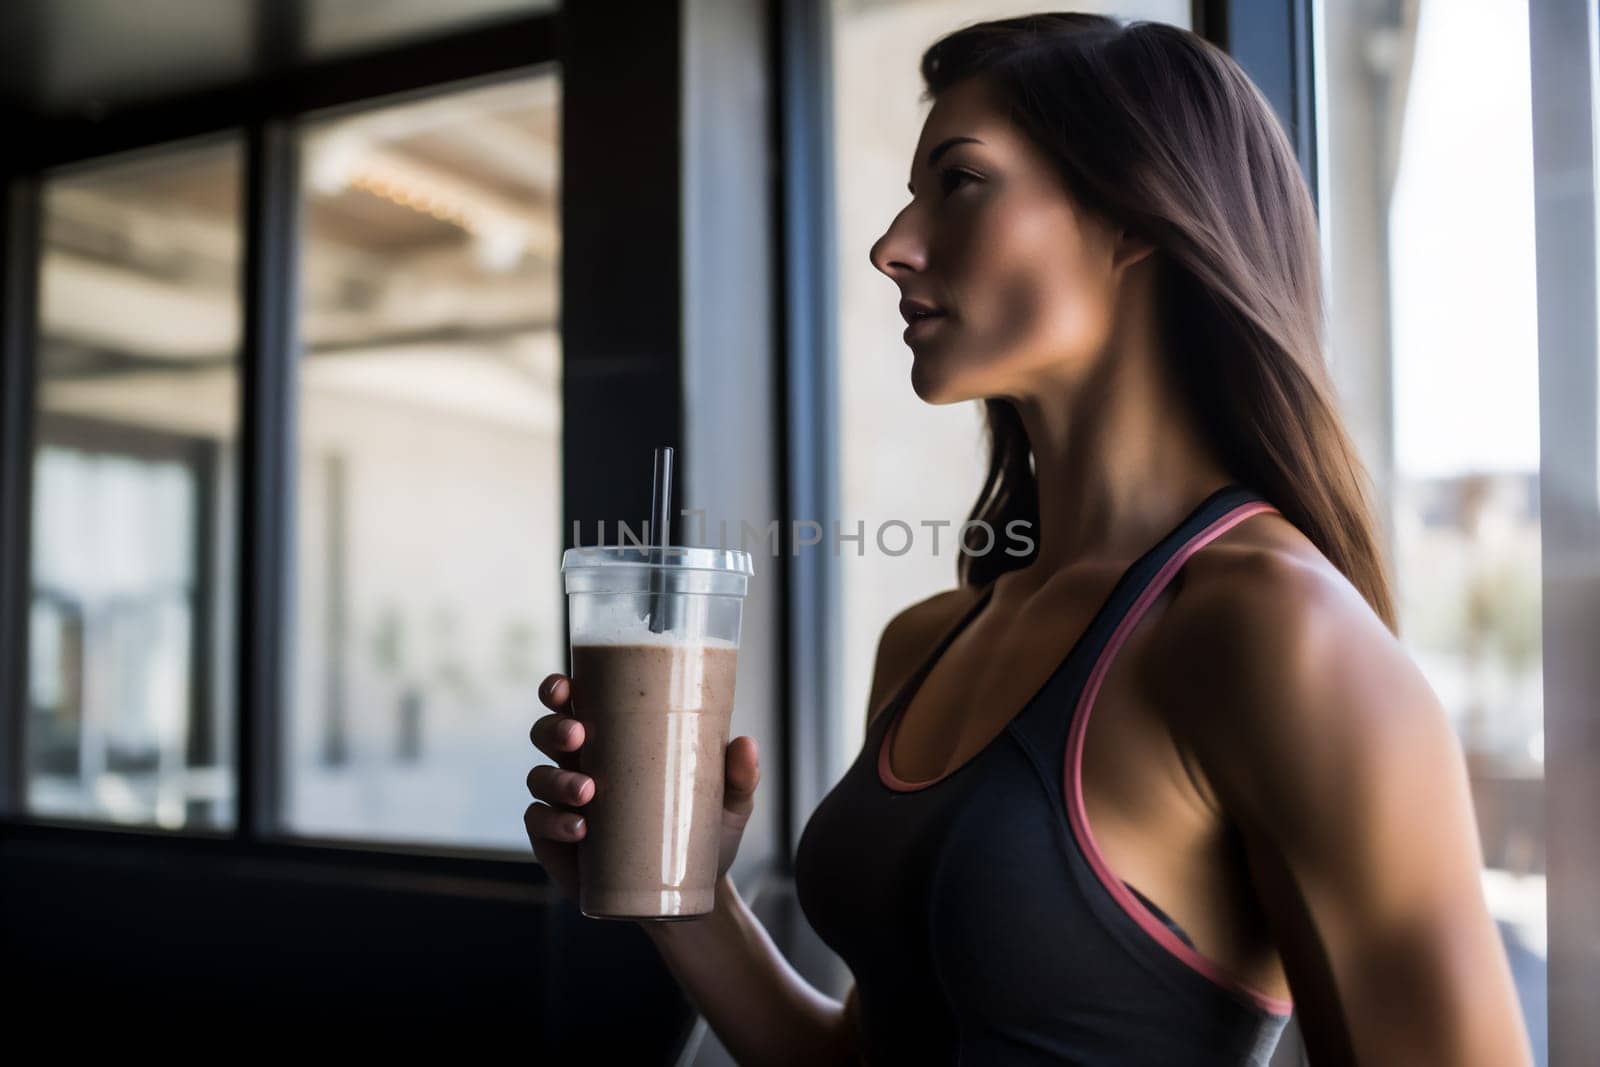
[903,312,947,343]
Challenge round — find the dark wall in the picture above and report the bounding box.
[1,829,688,1052]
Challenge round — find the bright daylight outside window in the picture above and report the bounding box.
[285,71,563,851]
[1323,1,1546,1060]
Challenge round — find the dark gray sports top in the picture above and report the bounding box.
[794,484,1293,1065]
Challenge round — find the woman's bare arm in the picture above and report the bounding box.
[1164,553,1534,1066]
[643,876,858,1066]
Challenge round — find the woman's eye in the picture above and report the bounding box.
[939,168,978,195]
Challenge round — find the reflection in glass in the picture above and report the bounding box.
[287,71,563,850]
[27,140,242,829]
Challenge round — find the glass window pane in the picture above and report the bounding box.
[1323,1,1545,1060]
[286,71,562,851]
[27,139,242,831]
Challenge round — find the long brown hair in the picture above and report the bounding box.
[929,13,1398,633]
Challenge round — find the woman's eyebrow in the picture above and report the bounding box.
[907,135,985,193]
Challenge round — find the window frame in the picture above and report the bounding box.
[775,0,844,868]
[0,6,766,1053]
[1529,1,1600,1059]
[1193,0,1319,205]
[0,13,579,887]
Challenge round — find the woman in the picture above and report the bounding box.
[525,14,1532,1065]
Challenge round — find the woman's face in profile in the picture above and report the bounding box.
[870,76,1132,405]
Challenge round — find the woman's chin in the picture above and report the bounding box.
[908,358,940,401]
[909,358,970,405]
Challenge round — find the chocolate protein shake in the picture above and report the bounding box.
[571,635,739,919]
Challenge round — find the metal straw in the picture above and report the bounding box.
[646,446,674,633]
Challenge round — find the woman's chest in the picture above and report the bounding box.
[796,733,1212,1029]
[805,577,1258,985]
[887,580,1190,820]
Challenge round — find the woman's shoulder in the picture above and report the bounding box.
[1152,508,1428,808]
[864,583,988,727]
[1163,508,1374,672]
[886,581,989,632]
[1179,506,1331,588]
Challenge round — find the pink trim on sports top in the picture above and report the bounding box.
[1064,500,1294,1016]
[873,499,1293,1016]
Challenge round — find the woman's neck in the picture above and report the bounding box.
[1006,328,1235,582]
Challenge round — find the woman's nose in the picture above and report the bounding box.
[870,212,927,279]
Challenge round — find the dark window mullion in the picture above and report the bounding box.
[0,177,41,817]
[238,120,299,841]
[187,437,220,822]
[1197,0,1319,208]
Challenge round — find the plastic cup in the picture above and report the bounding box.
[560,545,754,920]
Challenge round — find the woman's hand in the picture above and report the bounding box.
[524,672,762,904]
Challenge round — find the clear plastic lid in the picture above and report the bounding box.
[561,545,754,575]
[561,546,754,598]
